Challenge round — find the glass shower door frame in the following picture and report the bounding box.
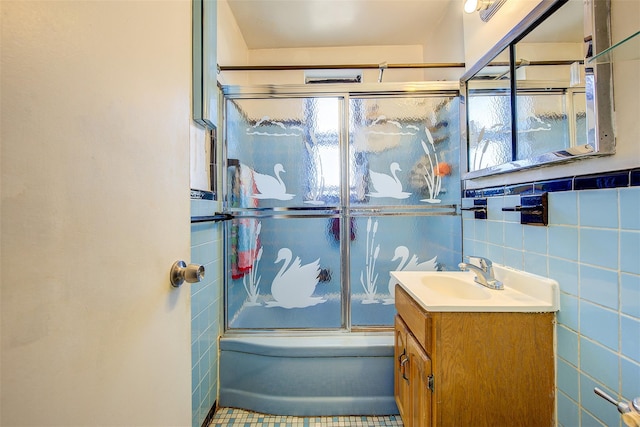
[221,82,460,333]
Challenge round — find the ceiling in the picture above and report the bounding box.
[226,0,461,50]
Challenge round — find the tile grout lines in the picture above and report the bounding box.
[209,408,404,426]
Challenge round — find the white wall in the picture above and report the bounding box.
[421,0,467,81]
[1,1,192,425]
[218,0,250,86]
[463,0,545,69]
[246,44,425,85]
[217,0,463,86]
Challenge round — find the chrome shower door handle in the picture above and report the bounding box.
[170,260,205,287]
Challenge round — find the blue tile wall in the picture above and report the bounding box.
[621,274,640,317]
[191,197,223,427]
[620,188,640,230]
[557,391,580,427]
[462,169,640,427]
[621,232,640,275]
[622,358,640,399]
[579,189,619,228]
[557,358,580,401]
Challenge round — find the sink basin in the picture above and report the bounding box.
[391,265,559,312]
[420,274,490,300]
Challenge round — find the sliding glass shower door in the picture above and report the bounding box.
[223,86,461,331]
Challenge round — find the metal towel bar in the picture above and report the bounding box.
[190,213,234,223]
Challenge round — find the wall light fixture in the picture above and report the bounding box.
[464,0,508,22]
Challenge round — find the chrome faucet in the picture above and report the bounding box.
[458,256,503,290]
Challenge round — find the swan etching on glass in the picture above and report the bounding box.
[246,116,304,137]
[265,248,326,309]
[252,163,295,200]
[384,246,438,304]
[367,162,411,199]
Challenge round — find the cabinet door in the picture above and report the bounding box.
[394,315,411,425]
[408,332,432,427]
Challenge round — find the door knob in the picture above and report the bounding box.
[170,260,205,287]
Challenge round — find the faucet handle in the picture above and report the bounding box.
[465,255,492,270]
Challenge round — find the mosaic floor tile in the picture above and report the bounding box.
[209,408,403,426]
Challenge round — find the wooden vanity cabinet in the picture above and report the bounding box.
[407,331,432,427]
[394,316,411,422]
[394,285,555,427]
[395,316,432,427]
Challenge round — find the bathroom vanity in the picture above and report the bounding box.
[392,267,559,427]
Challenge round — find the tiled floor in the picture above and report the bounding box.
[209,408,404,426]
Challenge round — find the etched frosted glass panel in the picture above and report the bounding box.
[573,91,587,146]
[350,214,462,327]
[467,92,512,171]
[516,92,570,159]
[224,89,463,332]
[226,216,342,330]
[349,96,459,206]
[226,97,341,208]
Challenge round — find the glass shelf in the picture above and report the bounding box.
[588,30,640,64]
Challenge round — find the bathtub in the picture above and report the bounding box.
[218,333,398,416]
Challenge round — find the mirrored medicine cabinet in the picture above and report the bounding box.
[461,0,615,179]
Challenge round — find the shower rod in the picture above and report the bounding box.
[218,59,583,72]
[218,62,466,72]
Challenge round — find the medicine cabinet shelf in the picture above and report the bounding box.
[588,30,640,64]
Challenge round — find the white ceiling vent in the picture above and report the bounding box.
[304,69,362,84]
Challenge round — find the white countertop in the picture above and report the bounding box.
[391,264,559,313]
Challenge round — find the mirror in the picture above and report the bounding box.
[466,46,513,171]
[462,0,614,178]
[514,0,585,160]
